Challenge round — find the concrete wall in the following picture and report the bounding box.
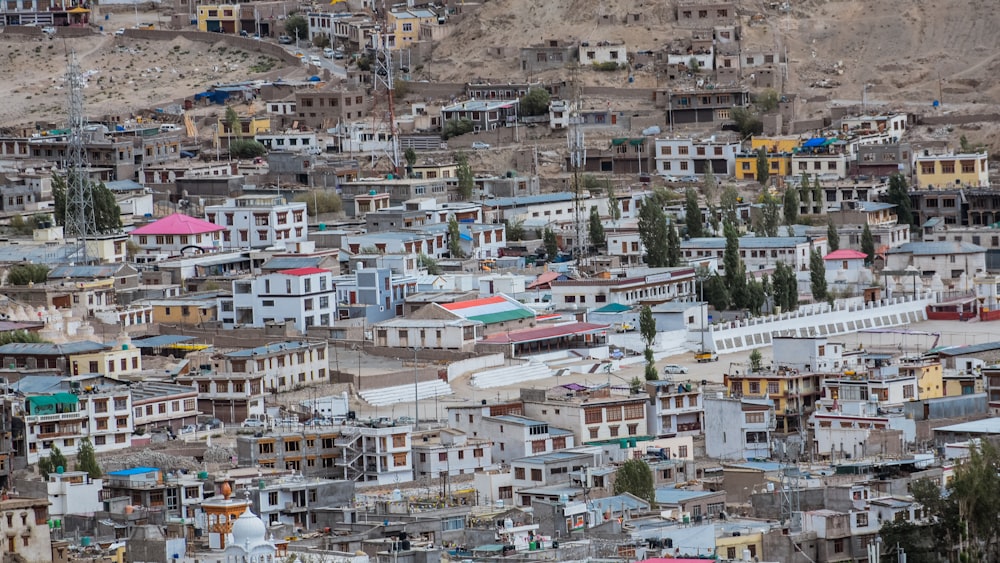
[446,353,504,382]
[708,295,933,353]
[123,29,300,66]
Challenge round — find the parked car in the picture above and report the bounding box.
[612,322,634,333]
[115,28,126,36]
[241,418,265,428]
[661,174,681,183]
[471,141,491,150]
[662,364,689,375]
[278,35,293,44]
[695,350,719,363]
[333,50,345,59]
[680,175,699,182]
[179,424,196,434]
[323,47,335,58]
[41,26,56,35]
[309,55,322,67]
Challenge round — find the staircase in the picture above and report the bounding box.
[469,362,554,389]
[359,379,454,407]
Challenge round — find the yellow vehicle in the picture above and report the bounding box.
[695,350,718,363]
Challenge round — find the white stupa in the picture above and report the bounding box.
[223,505,277,563]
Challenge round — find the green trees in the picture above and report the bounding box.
[417,253,441,275]
[719,184,740,226]
[887,173,914,226]
[229,139,267,158]
[455,152,474,200]
[810,248,827,302]
[607,184,622,223]
[519,88,551,116]
[754,190,781,237]
[75,438,102,479]
[684,188,703,237]
[6,264,49,286]
[404,147,417,177]
[224,105,241,138]
[284,15,308,42]
[613,458,656,505]
[749,349,763,372]
[639,305,657,381]
[723,221,747,309]
[447,215,466,258]
[293,191,342,216]
[588,207,605,251]
[37,443,68,479]
[754,88,780,112]
[730,107,763,138]
[783,188,799,225]
[543,228,558,260]
[505,218,525,241]
[827,220,840,252]
[704,273,731,311]
[772,262,798,312]
[443,118,475,139]
[52,174,123,234]
[666,224,681,267]
[755,147,770,187]
[638,199,669,267]
[861,224,876,265]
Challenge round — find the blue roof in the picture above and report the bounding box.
[225,341,314,357]
[132,335,197,348]
[856,201,896,212]
[108,467,160,476]
[887,241,986,255]
[654,487,721,505]
[0,341,107,355]
[105,179,144,192]
[802,137,827,148]
[486,193,577,208]
[513,451,591,464]
[682,236,809,249]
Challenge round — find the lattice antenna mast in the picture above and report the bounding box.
[371,0,401,175]
[568,65,586,257]
[65,51,96,264]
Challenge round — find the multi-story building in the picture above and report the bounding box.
[511,450,598,506]
[449,403,575,465]
[205,195,308,250]
[703,396,775,460]
[578,41,627,66]
[0,497,51,563]
[44,470,103,520]
[645,380,704,438]
[254,130,320,153]
[724,367,822,434]
[249,474,353,529]
[224,267,337,331]
[440,99,519,132]
[655,88,751,125]
[885,241,986,283]
[101,467,206,520]
[681,236,825,274]
[652,136,741,177]
[412,428,493,478]
[549,267,696,308]
[339,178,454,208]
[196,4,240,33]
[293,85,373,129]
[520,387,648,444]
[914,151,990,188]
[385,7,439,48]
[130,382,200,434]
[334,267,416,323]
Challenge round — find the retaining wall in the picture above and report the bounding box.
[123,28,300,66]
[446,353,505,382]
[707,295,934,354]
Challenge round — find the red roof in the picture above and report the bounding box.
[279,267,329,276]
[441,295,507,311]
[527,271,562,289]
[481,322,607,344]
[131,213,225,236]
[823,249,868,261]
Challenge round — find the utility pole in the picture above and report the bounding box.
[371,0,401,176]
[568,65,585,258]
[65,51,96,264]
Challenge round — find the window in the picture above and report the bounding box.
[833,538,844,553]
[606,407,622,421]
[515,467,525,480]
[584,407,602,424]
[624,402,645,419]
[749,381,760,394]
[588,428,599,439]
[767,381,779,394]
[745,412,765,424]
[531,468,542,481]
[678,445,688,458]
[903,384,914,399]
[609,425,620,437]
[856,512,869,527]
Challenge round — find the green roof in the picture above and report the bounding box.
[592,303,631,313]
[27,393,78,407]
[466,309,536,324]
[611,138,628,146]
[628,138,645,146]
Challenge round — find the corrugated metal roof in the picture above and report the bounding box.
[132,335,197,348]
[225,341,316,357]
[49,264,129,279]
[0,341,107,355]
[262,256,325,270]
[887,241,986,255]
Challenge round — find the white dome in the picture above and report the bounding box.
[230,506,267,547]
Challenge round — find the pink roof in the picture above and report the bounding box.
[824,249,868,261]
[131,213,225,236]
[441,295,507,311]
[279,267,329,276]
[481,322,608,344]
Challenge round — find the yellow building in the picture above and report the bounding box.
[216,115,270,149]
[735,152,793,181]
[411,162,457,180]
[724,370,822,433]
[898,361,945,400]
[197,4,241,34]
[70,344,142,378]
[146,292,221,326]
[716,530,763,561]
[386,8,438,48]
[914,152,989,188]
[750,136,801,154]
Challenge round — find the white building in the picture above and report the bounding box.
[448,404,575,465]
[20,385,135,464]
[254,131,320,154]
[653,137,741,178]
[792,152,851,180]
[645,380,704,438]
[579,41,627,66]
[205,195,308,250]
[130,382,200,434]
[226,267,337,331]
[703,397,775,461]
[336,424,413,485]
[549,99,575,131]
[46,470,103,519]
[886,241,987,283]
[549,267,697,308]
[521,387,649,444]
[412,428,494,478]
[681,236,826,273]
[823,249,871,289]
[129,213,225,261]
[218,341,329,395]
[772,335,858,374]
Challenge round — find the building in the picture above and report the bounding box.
[386,7,438,48]
[682,236,824,274]
[292,84,373,129]
[225,267,337,331]
[205,195,308,250]
[143,291,223,326]
[549,267,696,308]
[373,318,481,351]
[520,40,577,73]
[656,88,751,125]
[645,380,704,438]
[130,213,225,262]
[196,4,240,33]
[521,387,648,444]
[653,487,727,520]
[248,474,353,529]
[412,428,494,478]
[130,382,200,434]
[410,294,535,337]
[0,497,51,563]
[45,470,102,520]
[653,136,741,177]
[724,366,822,434]
[703,396,775,460]
[449,404,575,465]
[914,152,989,188]
[101,467,206,520]
[885,241,986,283]
[440,99,519,132]
[579,41,627,66]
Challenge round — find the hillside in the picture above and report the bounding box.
[424,0,1000,109]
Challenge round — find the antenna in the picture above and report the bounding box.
[65,50,96,264]
[568,65,586,257]
[370,0,401,176]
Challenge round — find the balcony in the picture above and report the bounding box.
[25,411,86,423]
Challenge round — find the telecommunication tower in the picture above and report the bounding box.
[369,0,401,175]
[65,51,96,264]
[567,68,586,257]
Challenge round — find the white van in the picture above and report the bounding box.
[159,124,181,132]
